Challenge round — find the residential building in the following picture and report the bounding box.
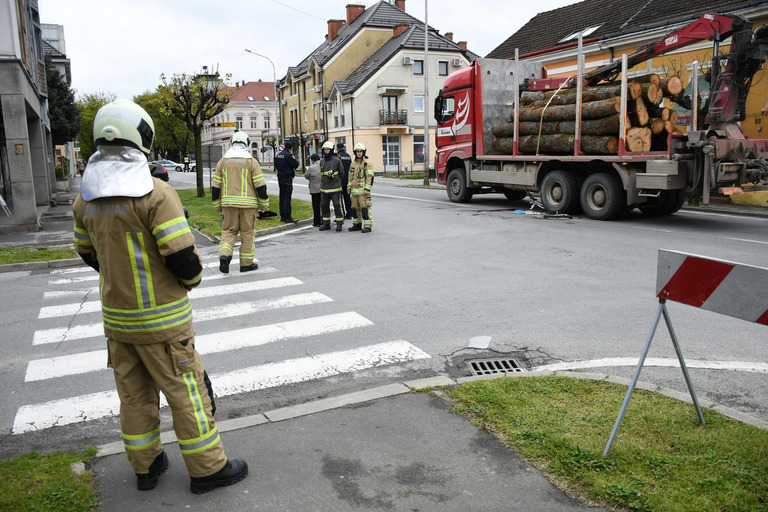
[0,0,55,232]
[42,22,75,175]
[277,0,476,173]
[487,0,768,138]
[202,80,277,167]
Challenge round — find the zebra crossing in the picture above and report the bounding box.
[13,252,431,435]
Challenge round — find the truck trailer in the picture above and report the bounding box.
[434,13,768,220]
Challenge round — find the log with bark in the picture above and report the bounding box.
[648,117,665,135]
[520,84,627,107]
[659,76,683,96]
[516,97,622,122]
[632,73,661,85]
[626,126,652,152]
[641,82,663,105]
[628,96,649,126]
[492,114,625,137]
[647,105,671,121]
[492,134,618,155]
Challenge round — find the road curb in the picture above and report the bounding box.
[0,257,83,273]
[93,371,768,459]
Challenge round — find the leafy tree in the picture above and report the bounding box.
[134,90,192,161]
[159,70,231,197]
[45,59,80,147]
[76,92,115,161]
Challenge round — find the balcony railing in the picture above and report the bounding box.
[379,109,407,126]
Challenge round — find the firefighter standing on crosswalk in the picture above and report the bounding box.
[347,143,374,233]
[72,99,248,494]
[319,140,345,231]
[212,131,272,273]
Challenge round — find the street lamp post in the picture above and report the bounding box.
[244,49,280,153]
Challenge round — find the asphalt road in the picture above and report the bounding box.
[1,173,766,456]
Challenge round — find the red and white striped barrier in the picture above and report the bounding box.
[656,250,768,326]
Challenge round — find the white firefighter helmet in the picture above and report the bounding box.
[93,99,155,155]
[322,141,334,151]
[353,143,366,153]
[231,131,250,146]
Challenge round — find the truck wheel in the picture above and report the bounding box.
[447,169,473,203]
[639,190,687,217]
[580,173,626,220]
[540,170,581,214]
[503,190,527,201]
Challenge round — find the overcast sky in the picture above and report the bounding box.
[38,0,581,100]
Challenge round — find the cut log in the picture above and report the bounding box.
[512,134,618,155]
[629,81,643,100]
[660,76,683,96]
[648,118,665,135]
[630,96,649,126]
[521,84,628,108]
[641,83,662,105]
[664,119,675,134]
[516,97,621,122]
[669,109,679,125]
[626,127,652,152]
[647,105,670,121]
[632,73,661,85]
[494,114,624,137]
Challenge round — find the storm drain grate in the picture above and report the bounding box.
[466,358,526,376]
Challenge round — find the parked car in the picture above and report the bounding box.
[149,162,169,182]
[155,159,183,172]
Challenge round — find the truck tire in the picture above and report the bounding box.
[580,173,627,220]
[447,169,473,203]
[540,170,581,214]
[503,190,527,201]
[639,190,687,217]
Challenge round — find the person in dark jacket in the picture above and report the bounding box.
[336,142,353,219]
[275,140,299,223]
[318,141,344,231]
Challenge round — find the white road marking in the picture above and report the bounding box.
[534,357,768,373]
[25,311,373,381]
[13,340,430,434]
[373,192,472,207]
[50,267,93,275]
[49,275,99,284]
[722,237,768,246]
[37,277,303,319]
[33,292,333,345]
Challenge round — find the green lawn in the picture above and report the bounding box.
[450,376,768,511]
[0,247,75,265]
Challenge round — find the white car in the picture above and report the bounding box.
[155,159,183,172]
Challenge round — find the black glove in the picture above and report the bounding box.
[259,210,277,219]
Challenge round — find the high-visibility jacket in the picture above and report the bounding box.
[211,157,269,211]
[319,155,343,194]
[73,181,202,344]
[348,157,374,195]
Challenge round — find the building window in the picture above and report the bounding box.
[413,59,424,75]
[304,107,307,124]
[314,105,319,130]
[250,117,258,129]
[413,135,425,164]
[235,116,243,130]
[340,99,345,127]
[264,116,270,130]
[438,61,449,76]
[414,95,425,113]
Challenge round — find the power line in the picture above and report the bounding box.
[268,0,325,21]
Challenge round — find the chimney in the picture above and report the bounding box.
[458,41,467,51]
[394,24,409,37]
[326,19,345,41]
[395,0,405,11]
[346,4,365,24]
[445,32,453,41]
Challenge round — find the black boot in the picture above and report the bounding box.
[319,221,331,231]
[136,451,169,491]
[335,222,343,232]
[219,256,231,274]
[190,459,248,494]
[240,262,259,272]
[348,224,362,231]
[362,226,372,233]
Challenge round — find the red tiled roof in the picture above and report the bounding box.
[228,81,276,102]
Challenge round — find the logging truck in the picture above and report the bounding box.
[434,13,768,220]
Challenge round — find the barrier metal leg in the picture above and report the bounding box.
[662,304,706,425]
[603,301,664,458]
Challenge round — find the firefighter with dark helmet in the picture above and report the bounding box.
[212,130,271,273]
[347,142,374,232]
[73,99,248,494]
[319,140,345,231]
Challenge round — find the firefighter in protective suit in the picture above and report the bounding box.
[319,140,345,231]
[72,99,248,494]
[347,143,374,232]
[212,131,272,273]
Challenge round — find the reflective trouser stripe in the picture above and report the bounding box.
[183,371,211,436]
[123,427,161,451]
[179,428,221,455]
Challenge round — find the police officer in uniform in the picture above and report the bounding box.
[336,142,353,219]
[318,140,345,231]
[275,140,299,223]
[73,99,248,494]
[347,143,374,233]
[183,155,190,172]
[212,131,271,273]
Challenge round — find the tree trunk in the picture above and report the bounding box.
[194,127,205,197]
[496,134,618,155]
[632,73,660,85]
[647,105,670,121]
[640,82,663,105]
[669,109,678,125]
[521,84,627,107]
[630,96,649,126]
[664,119,675,134]
[660,76,683,96]
[648,118,665,135]
[516,97,621,122]
[628,81,643,100]
[626,127,652,152]
[494,114,624,137]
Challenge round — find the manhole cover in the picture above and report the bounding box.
[466,358,526,376]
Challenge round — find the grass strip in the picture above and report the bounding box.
[449,376,768,511]
[0,247,75,265]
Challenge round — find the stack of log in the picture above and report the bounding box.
[491,73,684,155]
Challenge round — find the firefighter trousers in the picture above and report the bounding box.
[107,337,228,478]
[220,207,256,265]
[320,191,344,223]
[351,194,372,227]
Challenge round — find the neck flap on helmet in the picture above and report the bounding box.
[81,146,155,201]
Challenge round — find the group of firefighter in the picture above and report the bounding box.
[71,99,375,495]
